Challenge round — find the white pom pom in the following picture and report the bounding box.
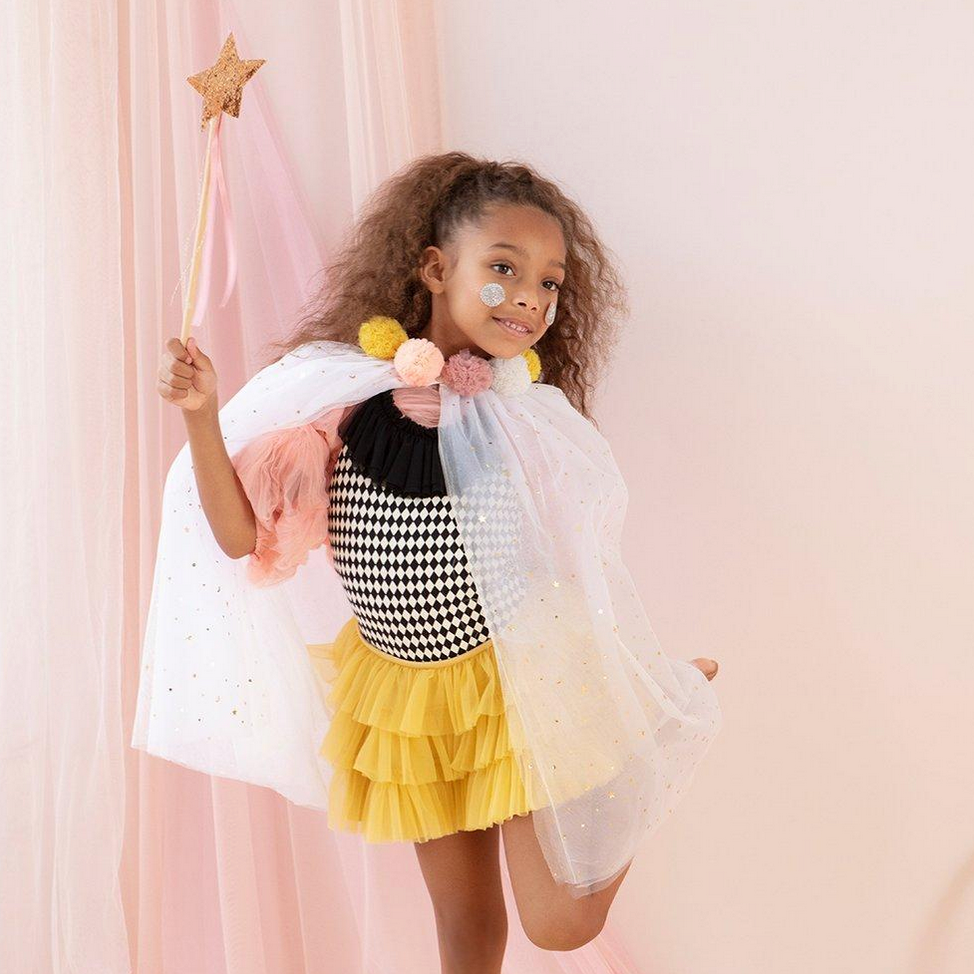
[489,354,532,397]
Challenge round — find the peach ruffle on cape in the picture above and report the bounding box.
[231,385,441,586]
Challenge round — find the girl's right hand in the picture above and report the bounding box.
[158,336,218,412]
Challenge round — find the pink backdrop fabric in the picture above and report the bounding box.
[0,2,130,971]
[0,0,649,970]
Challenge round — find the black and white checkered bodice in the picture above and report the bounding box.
[327,389,495,663]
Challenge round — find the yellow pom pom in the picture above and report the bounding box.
[358,316,408,359]
[522,347,542,382]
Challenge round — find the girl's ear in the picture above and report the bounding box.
[418,245,448,294]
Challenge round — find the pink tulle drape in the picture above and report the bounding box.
[4,0,641,970]
[0,2,129,971]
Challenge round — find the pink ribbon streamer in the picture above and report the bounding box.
[191,113,238,329]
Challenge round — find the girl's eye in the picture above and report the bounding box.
[491,263,561,291]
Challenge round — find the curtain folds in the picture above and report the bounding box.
[0,1,129,972]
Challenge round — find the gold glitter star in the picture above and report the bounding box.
[187,32,265,129]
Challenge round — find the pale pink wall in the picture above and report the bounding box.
[434,2,974,973]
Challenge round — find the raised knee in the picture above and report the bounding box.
[523,914,605,952]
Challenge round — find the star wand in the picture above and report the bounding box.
[181,32,265,344]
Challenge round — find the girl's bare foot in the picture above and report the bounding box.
[690,657,719,681]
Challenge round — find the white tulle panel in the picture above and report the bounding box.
[131,338,722,899]
[131,341,407,806]
[437,382,723,898]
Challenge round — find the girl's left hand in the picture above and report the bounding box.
[691,657,719,681]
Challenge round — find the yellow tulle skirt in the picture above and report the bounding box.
[306,616,543,844]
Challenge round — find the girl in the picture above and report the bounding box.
[144,152,721,971]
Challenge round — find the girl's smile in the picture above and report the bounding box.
[492,315,534,337]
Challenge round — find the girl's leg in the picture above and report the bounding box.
[502,658,718,950]
[414,824,508,974]
[501,812,631,951]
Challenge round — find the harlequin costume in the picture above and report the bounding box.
[131,324,723,899]
[241,382,543,842]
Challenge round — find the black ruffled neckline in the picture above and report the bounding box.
[337,388,446,497]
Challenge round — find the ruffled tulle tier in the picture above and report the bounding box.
[308,617,541,843]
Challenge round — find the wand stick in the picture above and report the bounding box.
[181,115,219,345]
[182,31,265,344]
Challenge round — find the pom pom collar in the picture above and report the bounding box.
[356,316,541,397]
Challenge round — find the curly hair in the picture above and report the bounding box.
[259,151,629,420]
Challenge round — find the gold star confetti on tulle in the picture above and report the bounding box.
[187,32,265,129]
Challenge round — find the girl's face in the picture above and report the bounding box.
[418,203,567,360]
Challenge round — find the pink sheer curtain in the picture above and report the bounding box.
[0,1,130,971]
[3,0,641,970]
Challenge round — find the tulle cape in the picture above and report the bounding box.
[131,339,722,898]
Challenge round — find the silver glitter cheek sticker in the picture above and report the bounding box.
[479,282,506,307]
[545,299,557,326]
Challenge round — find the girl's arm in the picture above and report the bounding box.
[157,335,257,560]
[183,399,258,560]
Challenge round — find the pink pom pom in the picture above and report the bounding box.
[440,348,493,396]
[393,337,444,386]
